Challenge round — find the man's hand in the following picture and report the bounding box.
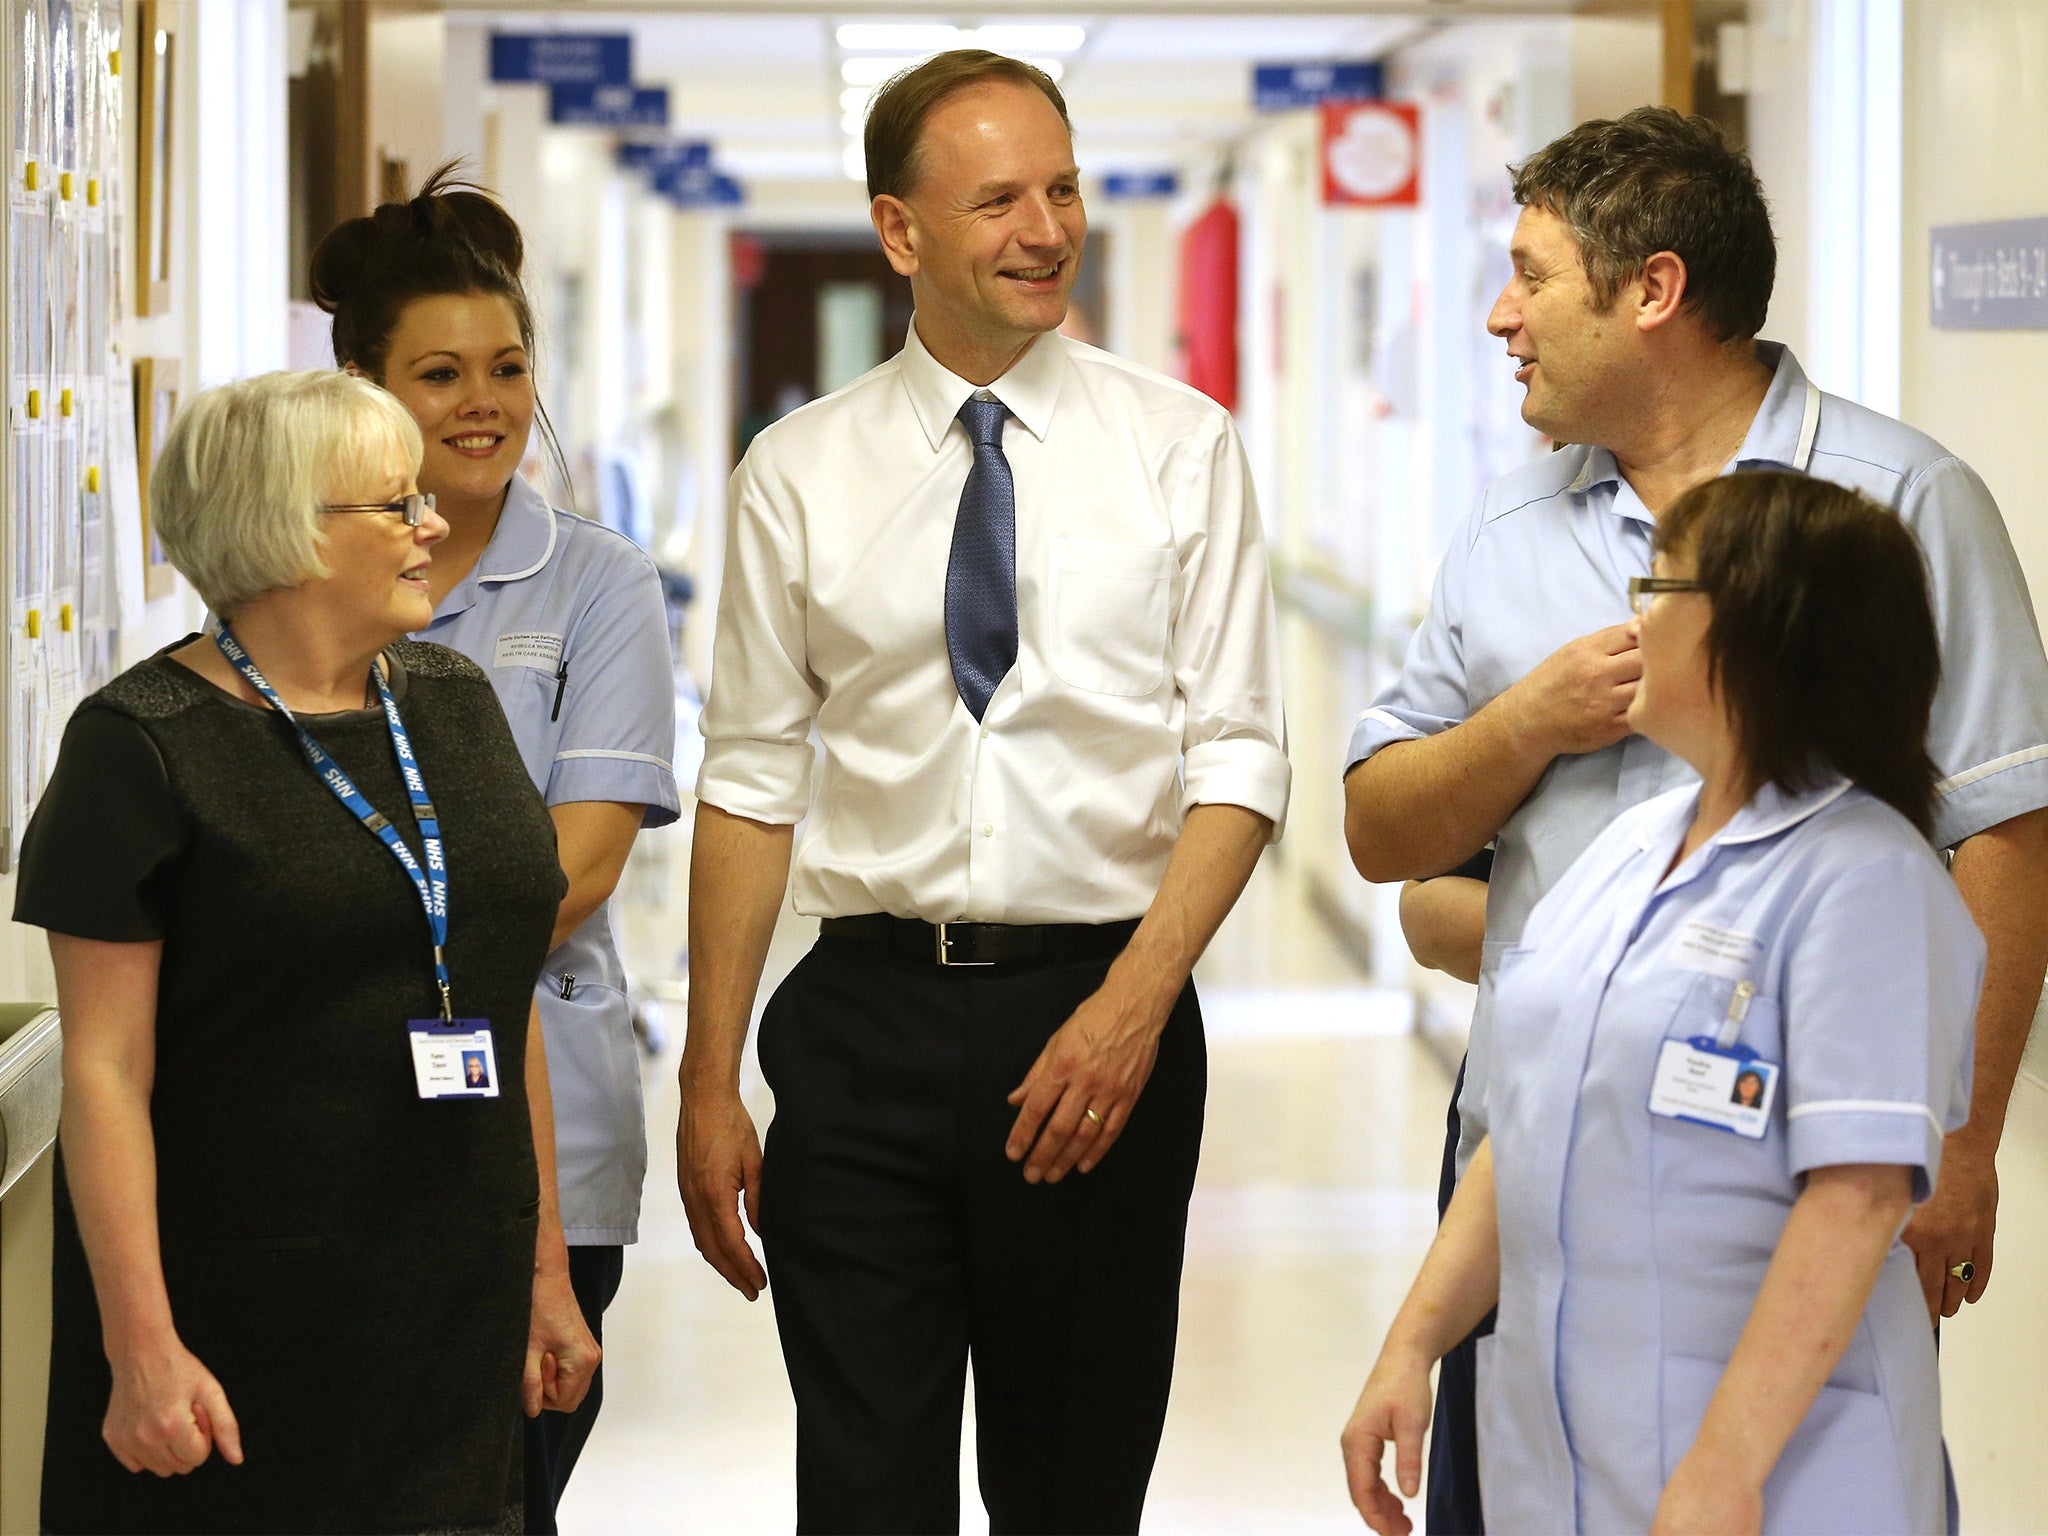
[1504,623,1641,758]
[677,1083,768,1298]
[1903,1133,1998,1319]
[525,1266,601,1417]
[1340,1345,1433,1534]
[1005,977,1170,1183]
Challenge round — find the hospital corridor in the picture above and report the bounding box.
[5,1,2048,1533]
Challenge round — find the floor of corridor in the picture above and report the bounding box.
[565,813,1449,1534]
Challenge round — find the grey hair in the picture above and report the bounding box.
[151,370,424,615]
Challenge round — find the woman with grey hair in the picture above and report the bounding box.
[14,369,597,1534]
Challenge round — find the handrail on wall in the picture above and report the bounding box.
[0,1006,60,1201]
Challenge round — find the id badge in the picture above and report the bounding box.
[1648,1036,1778,1139]
[408,1018,499,1100]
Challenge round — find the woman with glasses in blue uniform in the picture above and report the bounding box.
[1344,470,1984,1535]
[312,169,681,1531]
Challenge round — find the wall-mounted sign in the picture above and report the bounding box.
[549,83,670,129]
[490,33,632,88]
[1323,101,1420,208]
[1931,217,2048,330]
[1102,170,1179,200]
[1254,60,1381,113]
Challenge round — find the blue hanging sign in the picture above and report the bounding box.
[490,33,632,87]
[1102,170,1180,200]
[1253,61,1382,113]
[618,141,712,174]
[657,161,745,209]
[550,83,671,129]
[1930,217,2048,330]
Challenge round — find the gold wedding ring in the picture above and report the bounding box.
[1950,1260,1976,1286]
[1084,1107,1104,1126]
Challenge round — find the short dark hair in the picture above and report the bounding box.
[1511,106,1775,343]
[1656,471,1941,839]
[862,49,1071,202]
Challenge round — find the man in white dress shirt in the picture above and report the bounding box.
[677,50,1291,1534]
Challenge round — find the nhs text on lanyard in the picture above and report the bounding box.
[213,627,499,1100]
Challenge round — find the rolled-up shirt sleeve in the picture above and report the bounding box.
[1345,514,1474,771]
[695,449,823,825]
[1903,455,2048,847]
[547,551,682,826]
[1171,412,1291,837]
[1782,854,1984,1201]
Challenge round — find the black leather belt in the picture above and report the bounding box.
[819,914,1140,968]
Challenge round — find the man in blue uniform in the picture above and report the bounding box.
[1343,106,2048,1534]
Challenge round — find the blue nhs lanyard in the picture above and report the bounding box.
[213,625,453,1020]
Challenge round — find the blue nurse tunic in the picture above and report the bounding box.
[416,475,682,1246]
[1477,776,1983,1535]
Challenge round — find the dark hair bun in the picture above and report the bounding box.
[308,160,532,372]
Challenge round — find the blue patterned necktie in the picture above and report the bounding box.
[945,396,1017,720]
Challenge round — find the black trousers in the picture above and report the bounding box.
[1427,1057,1491,1536]
[757,935,1208,1535]
[523,1242,626,1535]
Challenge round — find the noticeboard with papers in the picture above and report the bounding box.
[3,0,134,868]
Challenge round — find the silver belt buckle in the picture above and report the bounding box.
[934,922,994,967]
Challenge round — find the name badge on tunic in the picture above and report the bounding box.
[493,631,564,672]
[1649,978,1777,1139]
[408,1018,501,1099]
[1667,916,1758,980]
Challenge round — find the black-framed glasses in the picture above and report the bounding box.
[321,492,436,527]
[1628,575,1706,617]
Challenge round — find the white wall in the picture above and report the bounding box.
[1898,8,2048,1518]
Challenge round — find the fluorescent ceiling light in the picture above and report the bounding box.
[841,55,920,86]
[836,23,962,52]
[969,25,1086,54]
[841,85,877,113]
[843,141,869,182]
[841,108,867,135]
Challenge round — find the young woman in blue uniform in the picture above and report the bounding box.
[1343,471,1984,1535]
[312,171,681,1531]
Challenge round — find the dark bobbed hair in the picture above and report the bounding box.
[863,49,1071,202]
[1656,471,1941,840]
[1510,106,1775,344]
[307,161,569,494]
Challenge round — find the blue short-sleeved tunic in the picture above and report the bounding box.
[1480,777,1984,1535]
[417,475,682,1245]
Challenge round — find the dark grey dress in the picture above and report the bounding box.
[15,640,566,1535]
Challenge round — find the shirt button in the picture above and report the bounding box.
[980,728,990,740]
[982,824,994,837]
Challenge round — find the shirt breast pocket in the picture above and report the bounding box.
[1047,538,1175,697]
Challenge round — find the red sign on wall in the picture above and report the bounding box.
[1322,101,1421,208]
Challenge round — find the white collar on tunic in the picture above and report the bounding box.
[1566,341,1817,498]
[430,475,559,624]
[1635,772,1855,853]
[897,318,1065,451]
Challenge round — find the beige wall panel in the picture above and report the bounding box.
[1902,2,2048,1527]
[1902,0,2048,599]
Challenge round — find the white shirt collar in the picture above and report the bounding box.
[897,319,1066,451]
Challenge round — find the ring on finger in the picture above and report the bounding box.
[1949,1260,1976,1286]
[1083,1106,1104,1126]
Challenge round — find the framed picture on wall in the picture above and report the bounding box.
[134,357,180,599]
[135,0,179,316]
